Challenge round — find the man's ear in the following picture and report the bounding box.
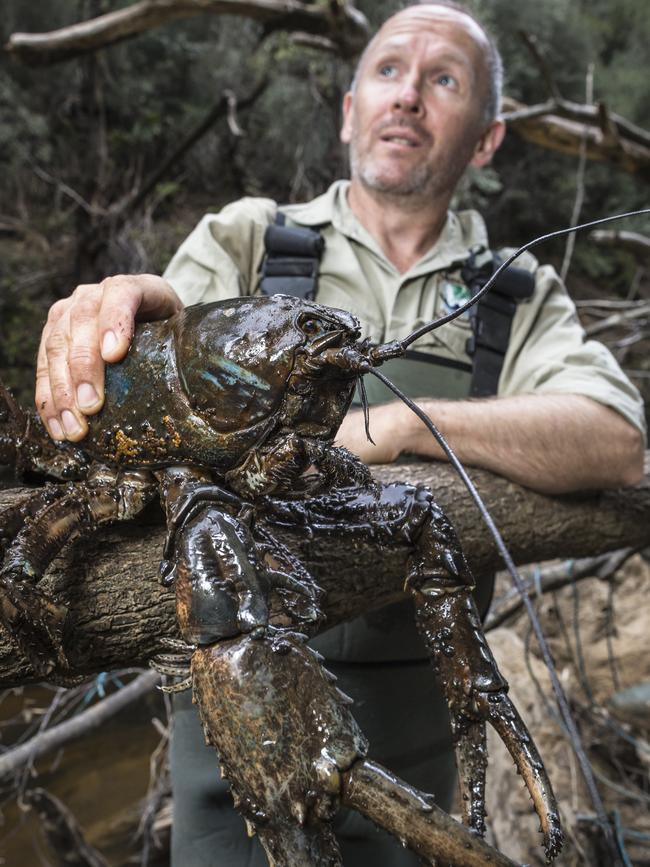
[340,91,354,145]
[470,119,506,168]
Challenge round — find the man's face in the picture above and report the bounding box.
[341,6,499,201]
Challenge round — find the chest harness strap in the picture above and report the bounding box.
[462,251,536,397]
[259,211,324,300]
[260,212,535,397]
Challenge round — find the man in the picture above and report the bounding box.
[34,2,645,864]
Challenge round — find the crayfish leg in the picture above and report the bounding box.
[413,589,563,860]
[406,497,563,859]
[0,468,156,677]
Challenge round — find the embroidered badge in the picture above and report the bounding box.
[441,279,472,318]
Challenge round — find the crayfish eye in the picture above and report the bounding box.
[299,316,325,337]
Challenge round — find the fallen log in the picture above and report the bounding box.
[1,455,649,686]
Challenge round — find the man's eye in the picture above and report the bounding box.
[379,64,397,78]
[437,73,458,89]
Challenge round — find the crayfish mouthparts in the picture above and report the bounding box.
[316,339,407,373]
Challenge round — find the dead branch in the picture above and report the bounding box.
[342,760,518,867]
[4,0,369,65]
[484,548,635,631]
[584,301,650,336]
[0,671,159,781]
[502,96,650,179]
[589,230,650,261]
[1,456,650,686]
[23,788,109,867]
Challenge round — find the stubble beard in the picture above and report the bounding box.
[348,130,473,203]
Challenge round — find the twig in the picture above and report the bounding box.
[576,298,649,309]
[485,549,634,632]
[117,75,269,221]
[0,671,159,781]
[22,787,109,867]
[584,303,650,337]
[517,30,562,100]
[589,230,650,260]
[560,64,594,282]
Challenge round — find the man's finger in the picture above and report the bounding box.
[35,341,62,440]
[97,274,182,363]
[67,285,106,415]
[41,311,88,442]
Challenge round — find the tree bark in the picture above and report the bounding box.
[4,0,369,64]
[1,455,649,686]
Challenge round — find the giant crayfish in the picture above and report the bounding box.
[0,292,563,866]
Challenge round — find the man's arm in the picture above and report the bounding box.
[336,394,645,494]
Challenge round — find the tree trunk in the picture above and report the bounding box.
[1,456,649,686]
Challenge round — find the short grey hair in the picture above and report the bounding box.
[350,1,503,127]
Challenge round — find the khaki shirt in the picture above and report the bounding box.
[164,180,646,437]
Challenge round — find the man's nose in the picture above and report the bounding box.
[393,77,423,115]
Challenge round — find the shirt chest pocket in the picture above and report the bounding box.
[396,275,473,365]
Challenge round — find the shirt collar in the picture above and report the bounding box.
[282,180,490,277]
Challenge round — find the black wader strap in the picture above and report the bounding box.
[259,211,324,300]
[463,252,535,397]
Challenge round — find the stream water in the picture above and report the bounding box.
[0,681,167,866]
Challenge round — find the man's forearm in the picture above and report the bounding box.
[335,394,645,494]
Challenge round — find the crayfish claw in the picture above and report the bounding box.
[484,690,564,860]
[412,586,563,860]
[452,715,488,836]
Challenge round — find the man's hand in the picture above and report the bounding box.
[36,274,182,442]
[335,402,416,464]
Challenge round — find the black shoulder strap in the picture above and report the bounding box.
[463,251,536,397]
[259,211,324,301]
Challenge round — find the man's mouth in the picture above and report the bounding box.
[378,126,425,148]
[381,135,419,147]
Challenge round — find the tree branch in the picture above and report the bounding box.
[4,0,370,64]
[502,97,650,179]
[484,548,635,631]
[0,671,159,781]
[1,455,650,686]
[589,229,650,261]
